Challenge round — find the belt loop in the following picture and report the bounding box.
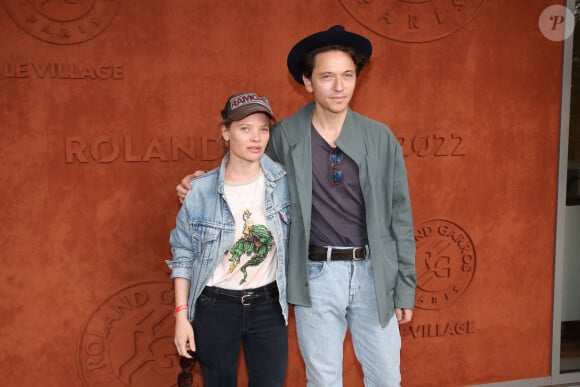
[326,246,332,263]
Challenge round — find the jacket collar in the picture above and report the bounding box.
[217,154,286,194]
[282,102,366,167]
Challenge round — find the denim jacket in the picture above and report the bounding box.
[166,154,291,324]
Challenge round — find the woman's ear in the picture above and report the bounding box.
[221,125,230,146]
[221,125,229,141]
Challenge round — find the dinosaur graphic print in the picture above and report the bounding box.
[226,209,274,285]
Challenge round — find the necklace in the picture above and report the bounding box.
[226,169,262,220]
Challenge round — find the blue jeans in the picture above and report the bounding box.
[193,287,288,387]
[294,257,401,387]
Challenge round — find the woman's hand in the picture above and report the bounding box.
[174,314,195,358]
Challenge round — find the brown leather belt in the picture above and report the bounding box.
[308,245,367,261]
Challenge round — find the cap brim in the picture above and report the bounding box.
[228,104,277,123]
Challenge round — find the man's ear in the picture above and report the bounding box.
[302,75,313,92]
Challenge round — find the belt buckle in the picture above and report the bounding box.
[352,247,365,261]
[241,292,254,306]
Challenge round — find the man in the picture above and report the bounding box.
[177,25,416,387]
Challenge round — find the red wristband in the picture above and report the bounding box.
[174,304,188,315]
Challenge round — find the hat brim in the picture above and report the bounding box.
[227,104,277,123]
[287,25,372,85]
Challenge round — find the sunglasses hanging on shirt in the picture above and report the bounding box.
[329,148,344,187]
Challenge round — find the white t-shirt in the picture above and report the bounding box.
[207,172,277,289]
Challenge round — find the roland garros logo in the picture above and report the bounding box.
[414,219,476,309]
[77,282,179,387]
[1,0,120,45]
[338,0,485,43]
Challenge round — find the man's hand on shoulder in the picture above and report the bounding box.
[176,171,207,203]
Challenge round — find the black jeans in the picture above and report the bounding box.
[193,285,288,387]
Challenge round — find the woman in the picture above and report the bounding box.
[166,91,291,387]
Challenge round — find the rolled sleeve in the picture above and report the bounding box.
[166,204,195,280]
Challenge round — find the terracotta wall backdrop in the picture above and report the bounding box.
[0,1,566,386]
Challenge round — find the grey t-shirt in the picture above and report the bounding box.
[309,125,368,247]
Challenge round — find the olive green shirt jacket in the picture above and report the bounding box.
[267,102,416,327]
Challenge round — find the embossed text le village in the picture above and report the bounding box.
[2,62,124,80]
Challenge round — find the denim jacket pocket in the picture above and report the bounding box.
[192,222,221,259]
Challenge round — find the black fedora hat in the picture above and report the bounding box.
[287,25,372,85]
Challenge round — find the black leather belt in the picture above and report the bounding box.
[200,282,278,306]
[308,245,367,261]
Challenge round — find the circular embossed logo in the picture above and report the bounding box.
[414,219,475,309]
[538,4,575,42]
[77,282,180,387]
[338,0,485,43]
[1,0,120,45]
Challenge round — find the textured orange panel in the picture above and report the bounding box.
[0,0,565,386]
